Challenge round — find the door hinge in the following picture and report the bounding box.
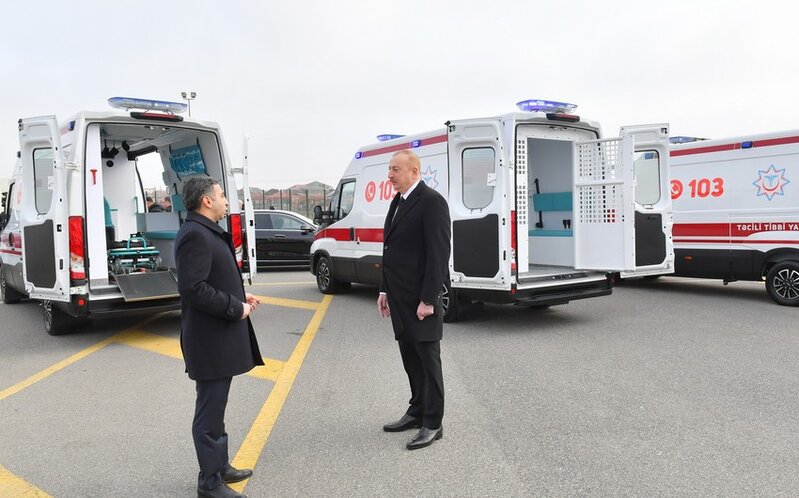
[65,161,79,171]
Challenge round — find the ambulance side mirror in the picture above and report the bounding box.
[313,205,323,224]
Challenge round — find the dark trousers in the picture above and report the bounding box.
[398,340,444,429]
[193,377,232,490]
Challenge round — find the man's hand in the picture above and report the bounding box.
[241,293,260,320]
[245,293,260,310]
[416,301,434,321]
[377,293,391,318]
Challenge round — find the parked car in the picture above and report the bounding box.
[253,209,317,267]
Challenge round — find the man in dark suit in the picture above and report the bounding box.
[175,177,264,498]
[377,150,451,450]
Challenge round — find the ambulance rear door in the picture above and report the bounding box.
[447,117,510,291]
[573,124,674,275]
[18,116,71,301]
[237,136,257,283]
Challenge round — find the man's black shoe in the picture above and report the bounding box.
[406,426,443,450]
[197,482,247,498]
[383,414,422,432]
[222,465,253,484]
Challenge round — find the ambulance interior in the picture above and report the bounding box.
[522,134,662,277]
[522,136,581,277]
[88,122,225,297]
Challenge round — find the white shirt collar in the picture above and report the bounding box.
[402,179,422,200]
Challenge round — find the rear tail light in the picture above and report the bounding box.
[510,210,517,275]
[229,214,243,268]
[68,216,86,281]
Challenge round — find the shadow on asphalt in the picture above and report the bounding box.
[617,277,771,304]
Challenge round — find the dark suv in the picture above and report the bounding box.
[253,209,317,267]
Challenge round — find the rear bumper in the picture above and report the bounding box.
[456,276,613,306]
[60,296,181,319]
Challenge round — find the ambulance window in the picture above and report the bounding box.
[634,150,661,205]
[462,147,495,209]
[33,148,54,214]
[339,181,356,218]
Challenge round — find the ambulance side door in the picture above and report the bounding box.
[573,124,674,275]
[447,118,509,290]
[18,116,70,301]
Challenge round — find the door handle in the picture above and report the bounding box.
[274,234,286,238]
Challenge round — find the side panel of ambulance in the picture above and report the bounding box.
[670,131,799,305]
[0,159,27,305]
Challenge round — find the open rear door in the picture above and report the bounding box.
[239,136,257,283]
[18,115,70,301]
[447,118,509,290]
[573,125,673,275]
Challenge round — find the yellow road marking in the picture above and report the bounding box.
[116,330,183,360]
[116,330,285,382]
[0,464,51,497]
[254,295,320,311]
[230,294,334,492]
[248,281,316,286]
[0,314,165,402]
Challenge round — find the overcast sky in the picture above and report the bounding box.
[2,0,798,189]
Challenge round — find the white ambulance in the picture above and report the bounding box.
[310,100,675,321]
[670,132,799,305]
[0,97,257,335]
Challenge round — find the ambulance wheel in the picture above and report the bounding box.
[766,261,799,306]
[442,281,459,323]
[315,255,346,294]
[42,300,77,336]
[1,270,24,304]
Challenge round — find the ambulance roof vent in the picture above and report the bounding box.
[516,99,577,113]
[108,97,188,114]
[376,134,405,142]
[670,136,708,144]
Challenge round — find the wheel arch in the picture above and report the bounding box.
[761,248,799,277]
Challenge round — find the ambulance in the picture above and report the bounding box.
[670,132,799,305]
[310,100,675,321]
[0,97,257,335]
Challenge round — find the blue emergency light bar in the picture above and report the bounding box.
[516,99,578,113]
[669,136,708,144]
[108,97,188,114]
[377,134,405,142]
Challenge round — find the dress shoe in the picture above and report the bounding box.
[406,426,443,450]
[383,414,422,432]
[222,465,253,484]
[197,482,247,498]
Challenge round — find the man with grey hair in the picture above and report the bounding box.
[175,177,264,498]
[378,150,451,450]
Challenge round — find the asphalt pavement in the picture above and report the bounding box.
[1,272,798,497]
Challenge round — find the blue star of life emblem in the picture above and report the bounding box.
[753,165,790,200]
[421,165,440,190]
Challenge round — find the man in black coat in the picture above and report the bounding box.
[175,177,264,498]
[377,150,451,450]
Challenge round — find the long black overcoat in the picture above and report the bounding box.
[380,182,451,342]
[175,212,264,380]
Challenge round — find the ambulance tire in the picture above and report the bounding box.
[442,281,459,323]
[315,255,348,294]
[42,300,78,336]
[1,270,24,304]
[765,261,799,306]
